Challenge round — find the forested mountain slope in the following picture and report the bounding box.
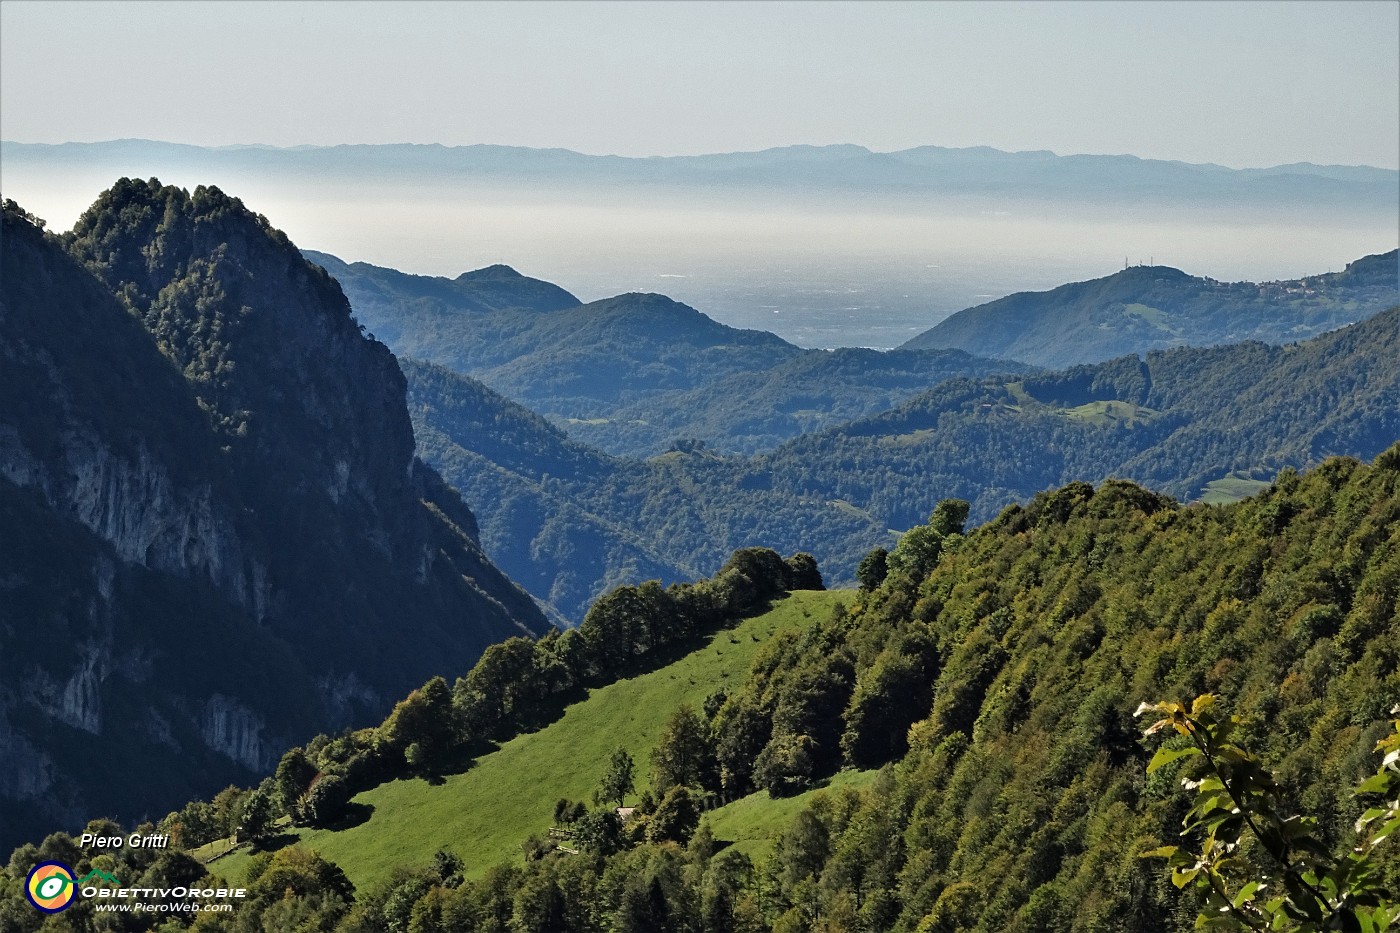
[683,448,1400,931]
[765,306,1400,529]
[404,360,890,623]
[901,249,1399,368]
[405,308,1399,623]
[8,451,1393,932]
[561,346,1031,456]
[459,292,798,410]
[0,187,545,853]
[404,360,690,625]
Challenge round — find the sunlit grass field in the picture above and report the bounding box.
[209,589,849,890]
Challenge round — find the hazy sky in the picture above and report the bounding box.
[2,0,1397,168]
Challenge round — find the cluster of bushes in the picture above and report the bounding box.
[540,782,703,862]
[696,502,965,801]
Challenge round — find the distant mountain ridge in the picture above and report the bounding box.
[4,140,1395,208]
[901,250,1400,368]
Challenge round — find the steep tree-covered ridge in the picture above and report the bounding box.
[0,186,545,854]
[4,450,1395,931]
[901,250,1399,368]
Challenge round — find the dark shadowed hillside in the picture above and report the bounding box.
[0,186,545,852]
[404,359,891,623]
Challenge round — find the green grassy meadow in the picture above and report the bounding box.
[704,768,878,863]
[1200,473,1273,504]
[1122,302,1175,331]
[1060,399,1158,427]
[209,589,848,889]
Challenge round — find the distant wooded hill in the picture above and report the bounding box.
[319,248,1398,623]
[770,305,1399,527]
[309,250,1026,457]
[404,306,1399,622]
[901,249,1399,368]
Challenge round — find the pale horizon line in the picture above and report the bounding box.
[3,137,1395,174]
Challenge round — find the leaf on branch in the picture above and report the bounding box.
[1355,774,1392,795]
[1231,880,1262,909]
[1140,845,1180,860]
[1149,745,1202,773]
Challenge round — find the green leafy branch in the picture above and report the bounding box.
[1137,695,1399,932]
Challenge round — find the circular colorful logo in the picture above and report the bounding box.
[25,861,76,913]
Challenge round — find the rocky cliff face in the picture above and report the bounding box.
[0,188,546,851]
[2,426,269,618]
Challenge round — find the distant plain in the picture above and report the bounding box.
[5,143,1395,348]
